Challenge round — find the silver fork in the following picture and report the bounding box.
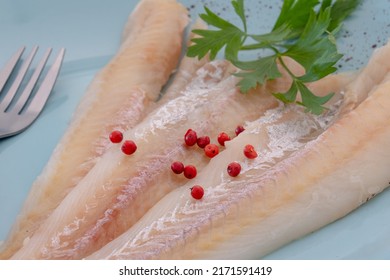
[0,46,65,138]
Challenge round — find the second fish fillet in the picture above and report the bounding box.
[0,0,189,260]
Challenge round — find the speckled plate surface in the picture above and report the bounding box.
[0,0,390,259]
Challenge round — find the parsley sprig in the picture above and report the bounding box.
[187,0,360,114]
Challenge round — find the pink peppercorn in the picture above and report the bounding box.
[121,140,137,155]
[197,135,210,148]
[190,185,204,200]
[171,161,184,174]
[227,162,241,177]
[183,165,197,179]
[184,129,197,146]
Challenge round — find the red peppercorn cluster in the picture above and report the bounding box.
[183,128,238,158]
[109,130,137,156]
[181,126,252,199]
[110,125,256,201]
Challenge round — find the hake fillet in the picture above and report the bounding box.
[11,55,353,259]
[203,77,390,259]
[86,43,390,260]
[340,41,390,113]
[88,71,390,260]
[10,61,270,259]
[10,57,303,259]
[0,0,189,259]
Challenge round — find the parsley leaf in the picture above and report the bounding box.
[288,12,341,77]
[325,0,362,31]
[187,7,244,60]
[273,0,320,39]
[233,55,281,92]
[296,82,335,115]
[186,0,360,114]
[231,0,247,33]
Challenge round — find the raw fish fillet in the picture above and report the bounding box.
[203,76,390,259]
[8,61,256,259]
[340,41,390,113]
[86,45,390,260]
[10,57,321,259]
[150,19,210,109]
[0,0,189,259]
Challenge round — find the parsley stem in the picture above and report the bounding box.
[277,56,297,79]
[241,43,275,51]
[241,43,266,51]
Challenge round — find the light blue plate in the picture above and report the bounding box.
[1,0,389,259]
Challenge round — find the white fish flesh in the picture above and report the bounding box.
[0,0,189,259]
[88,78,390,259]
[10,56,317,259]
[11,57,354,259]
[86,44,390,260]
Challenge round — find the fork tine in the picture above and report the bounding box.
[12,48,52,114]
[24,48,65,116]
[0,46,25,92]
[0,46,38,112]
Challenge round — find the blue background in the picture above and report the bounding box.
[0,0,390,259]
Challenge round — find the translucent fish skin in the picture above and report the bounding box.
[86,58,390,260]
[0,0,189,260]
